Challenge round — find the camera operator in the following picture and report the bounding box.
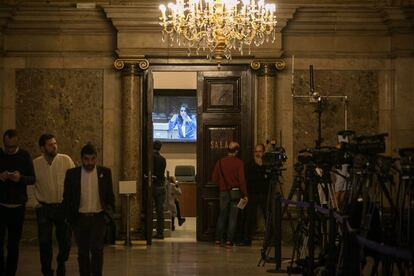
[240,144,268,246]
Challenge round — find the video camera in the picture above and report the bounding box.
[262,141,287,170]
[341,133,387,155]
[297,147,342,166]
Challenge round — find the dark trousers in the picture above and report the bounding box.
[152,186,166,236]
[36,204,71,276]
[175,200,182,220]
[0,205,25,276]
[172,200,183,228]
[243,194,267,243]
[215,192,239,243]
[73,213,106,276]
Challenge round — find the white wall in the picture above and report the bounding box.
[161,142,197,177]
[153,72,197,90]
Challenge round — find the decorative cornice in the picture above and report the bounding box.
[4,5,114,34]
[114,58,149,72]
[250,59,286,76]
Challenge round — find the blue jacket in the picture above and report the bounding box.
[168,115,197,139]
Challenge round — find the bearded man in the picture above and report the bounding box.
[33,134,75,276]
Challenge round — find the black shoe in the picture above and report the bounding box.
[153,234,164,240]
[178,217,186,226]
[171,224,175,231]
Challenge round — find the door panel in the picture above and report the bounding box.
[143,70,153,245]
[197,69,253,241]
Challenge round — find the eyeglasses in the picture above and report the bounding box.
[180,109,186,112]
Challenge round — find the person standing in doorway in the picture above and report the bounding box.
[0,129,36,276]
[152,140,166,239]
[241,143,268,246]
[62,143,114,276]
[212,141,248,248]
[165,176,185,231]
[33,134,75,276]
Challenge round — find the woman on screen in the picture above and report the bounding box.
[168,103,197,139]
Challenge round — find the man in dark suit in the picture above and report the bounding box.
[62,143,114,276]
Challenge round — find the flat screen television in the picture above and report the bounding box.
[153,89,197,142]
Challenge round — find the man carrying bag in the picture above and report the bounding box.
[212,141,248,248]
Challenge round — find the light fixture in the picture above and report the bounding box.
[159,0,277,64]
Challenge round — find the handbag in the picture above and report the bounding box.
[218,160,241,201]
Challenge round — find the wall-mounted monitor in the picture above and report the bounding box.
[153,89,197,142]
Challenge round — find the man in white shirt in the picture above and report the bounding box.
[62,143,115,276]
[33,134,75,276]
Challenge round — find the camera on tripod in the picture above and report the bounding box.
[341,133,387,155]
[297,147,340,167]
[262,141,287,173]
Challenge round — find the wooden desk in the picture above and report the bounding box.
[177,181,196,217]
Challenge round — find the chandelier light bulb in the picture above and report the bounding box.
[159,4,167,19]
[167,2,175,10]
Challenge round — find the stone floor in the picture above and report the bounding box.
[17,218,292,276]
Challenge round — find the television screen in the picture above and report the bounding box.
[153,89,197,142]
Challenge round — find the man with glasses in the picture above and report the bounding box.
[0,129,36,276]
[240,143,268,246]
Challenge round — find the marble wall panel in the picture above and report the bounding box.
[15,69,103,165]
[293,70,379,158]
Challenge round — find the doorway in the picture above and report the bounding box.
[143,65,254,243]
[151,71,198,241]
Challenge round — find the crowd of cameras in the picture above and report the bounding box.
[261,131,413,273]
[261,132,385,173]
[298,132,388,168]
[262,131,413,178]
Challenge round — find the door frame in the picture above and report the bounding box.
[143,63,254,243]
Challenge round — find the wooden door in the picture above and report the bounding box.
[196,69,253,241]
[142,70,154,245]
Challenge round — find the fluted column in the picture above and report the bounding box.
[251,60,286,145]
[114,58,149,238]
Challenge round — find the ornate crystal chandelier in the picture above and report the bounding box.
[159,0,277,63]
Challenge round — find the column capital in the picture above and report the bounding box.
[114,58,150,74]
[250,59,286,76]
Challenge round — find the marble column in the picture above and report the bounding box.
[114,58,149,238]
[251,60,286,146]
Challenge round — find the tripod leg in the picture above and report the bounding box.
[258,182,274,266]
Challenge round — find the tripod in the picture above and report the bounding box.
[257,168,285,270]
[397,148,414,252]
